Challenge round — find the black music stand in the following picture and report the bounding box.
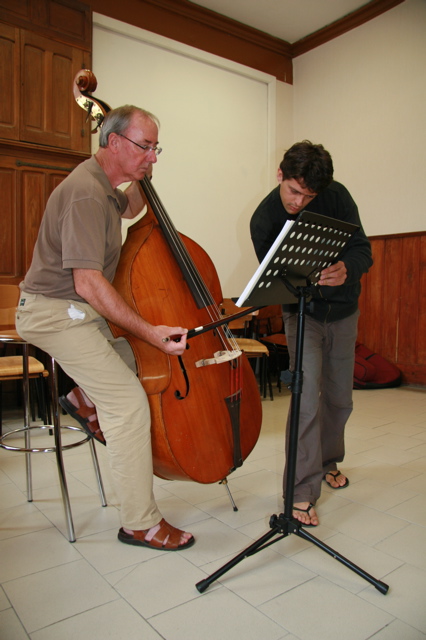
[196,211,389,595]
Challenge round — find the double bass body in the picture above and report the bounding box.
[111,203,263,484]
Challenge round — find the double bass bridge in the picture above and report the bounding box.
[195,349,241,368]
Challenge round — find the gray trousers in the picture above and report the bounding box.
[16,292,162,531]
[282,310,359,506]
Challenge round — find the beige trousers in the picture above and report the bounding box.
[16,292,162,530]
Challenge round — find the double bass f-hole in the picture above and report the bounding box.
[174,355,190,400]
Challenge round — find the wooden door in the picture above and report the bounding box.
[0,150,84,284]
[20,29,90,152]
[0,23,20,141]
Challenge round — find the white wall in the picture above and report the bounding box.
[290,0,426,236]
[92,13,287,298]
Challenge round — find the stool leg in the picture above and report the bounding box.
[89,439,107,507]
[22,343,33,501]
[50,357,76,542]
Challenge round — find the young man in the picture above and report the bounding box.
[250,141,372,526]
[16,105,194,550]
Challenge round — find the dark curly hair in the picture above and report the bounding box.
[279,140,334,193]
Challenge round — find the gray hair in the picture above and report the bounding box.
[99,105,159,147]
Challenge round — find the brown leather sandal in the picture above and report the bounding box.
[118,519,195,550]
[59,387,106,445]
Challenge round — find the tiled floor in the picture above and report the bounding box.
[1,385,426,639]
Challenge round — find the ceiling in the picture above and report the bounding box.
[189,0,377,43]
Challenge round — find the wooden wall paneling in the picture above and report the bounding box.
[359,232,426,386]
[380,237,402,362]
[0,0,91,50]
[46,0,92,49]
[21,169,47,274]
[0,146,85,285]
[0,162,18,277]
[398,236,420,365]
[21,30,72,149]
[48,171,68,195]
[0,23,20,141]
[419,236,426,364]
[0,0,31,24]
[360,238,385,351]
[19,165,76,275]
[357,277,366,342]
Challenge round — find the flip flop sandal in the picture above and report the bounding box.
[118,519,195,550]
[59,388,106,445]
[293,503,319,528]
[323,470,349,489]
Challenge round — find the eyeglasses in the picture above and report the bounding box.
[118,133,162,156]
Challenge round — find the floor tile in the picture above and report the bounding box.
[260,576,393,640]
[150,587,285,640]
[359,563,426,633]
[320,502,408,546]
[0,502,52,540]
[0,527,81,582]
[30,599,164,640]
[366,619,426,639]
[3,559,119,633]
[202,546,316,605]
[115,552,207,617]
[0,608,29,640]
[385,494,426,526]
[375,523,426,570]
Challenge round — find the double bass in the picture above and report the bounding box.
[74,70,262,484]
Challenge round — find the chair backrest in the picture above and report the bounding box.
[0,284,20,329]
[252,305,284,336]
[221,298,255,334]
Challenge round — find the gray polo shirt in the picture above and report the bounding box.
[21,156,128,302]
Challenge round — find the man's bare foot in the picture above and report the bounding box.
[293,502,319,526]
[323,470,349,489]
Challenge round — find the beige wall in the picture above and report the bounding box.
[288,0,426,236]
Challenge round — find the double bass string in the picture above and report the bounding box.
[140,176,242,397]
[141,176,240,354]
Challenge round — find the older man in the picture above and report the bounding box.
[16,105,194,550]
